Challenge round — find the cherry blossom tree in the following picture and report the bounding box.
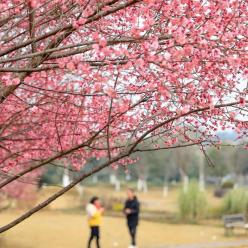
[0,0,247,232]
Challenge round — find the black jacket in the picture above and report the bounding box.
[124,197,140,226]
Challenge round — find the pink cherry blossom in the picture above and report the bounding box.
[0,0,246,231]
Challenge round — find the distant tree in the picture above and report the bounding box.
[40,166,63,186]
[205,146,235,177]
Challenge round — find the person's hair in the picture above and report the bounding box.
[128,188,135,193]
[128,188,137,199]
[90,196,99,204]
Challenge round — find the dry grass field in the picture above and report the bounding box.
[0,211,245,248]
[33,185,222,213]
[0,186,246,248]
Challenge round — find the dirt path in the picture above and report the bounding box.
[152,240,248,248]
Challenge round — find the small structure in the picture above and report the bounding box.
[223,213,248,236]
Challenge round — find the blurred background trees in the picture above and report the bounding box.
[38,131,248,191]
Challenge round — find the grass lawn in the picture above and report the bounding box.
[0,211,246,248]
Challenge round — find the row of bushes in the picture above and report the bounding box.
[178,181,248,221]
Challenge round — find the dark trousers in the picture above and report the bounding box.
[128,224,137,246]
[88,226,100,248]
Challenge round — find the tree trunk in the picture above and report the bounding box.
[163,184,169,197]
[198,152,205,191]
[115,180,121,191]
[179,167,189,192]
[62,169,71,187]
[109,174,116,185]
[92,175,98,184]
[75,184,84,198]
[137,178,148,193]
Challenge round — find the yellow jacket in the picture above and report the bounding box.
[86,204,102,226]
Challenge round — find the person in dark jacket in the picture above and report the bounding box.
[123,188,140,248]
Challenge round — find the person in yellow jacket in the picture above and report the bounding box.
[86,196,104,248]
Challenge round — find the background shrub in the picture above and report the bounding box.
[178,181,208,221]
[222,188,248,215]
[221,181,234,189]
[112,202,124,212]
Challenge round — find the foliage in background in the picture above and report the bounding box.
[178,181,208,221]
[222,188,248,215]
[39,145,248,188]
[40,166,63,186]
